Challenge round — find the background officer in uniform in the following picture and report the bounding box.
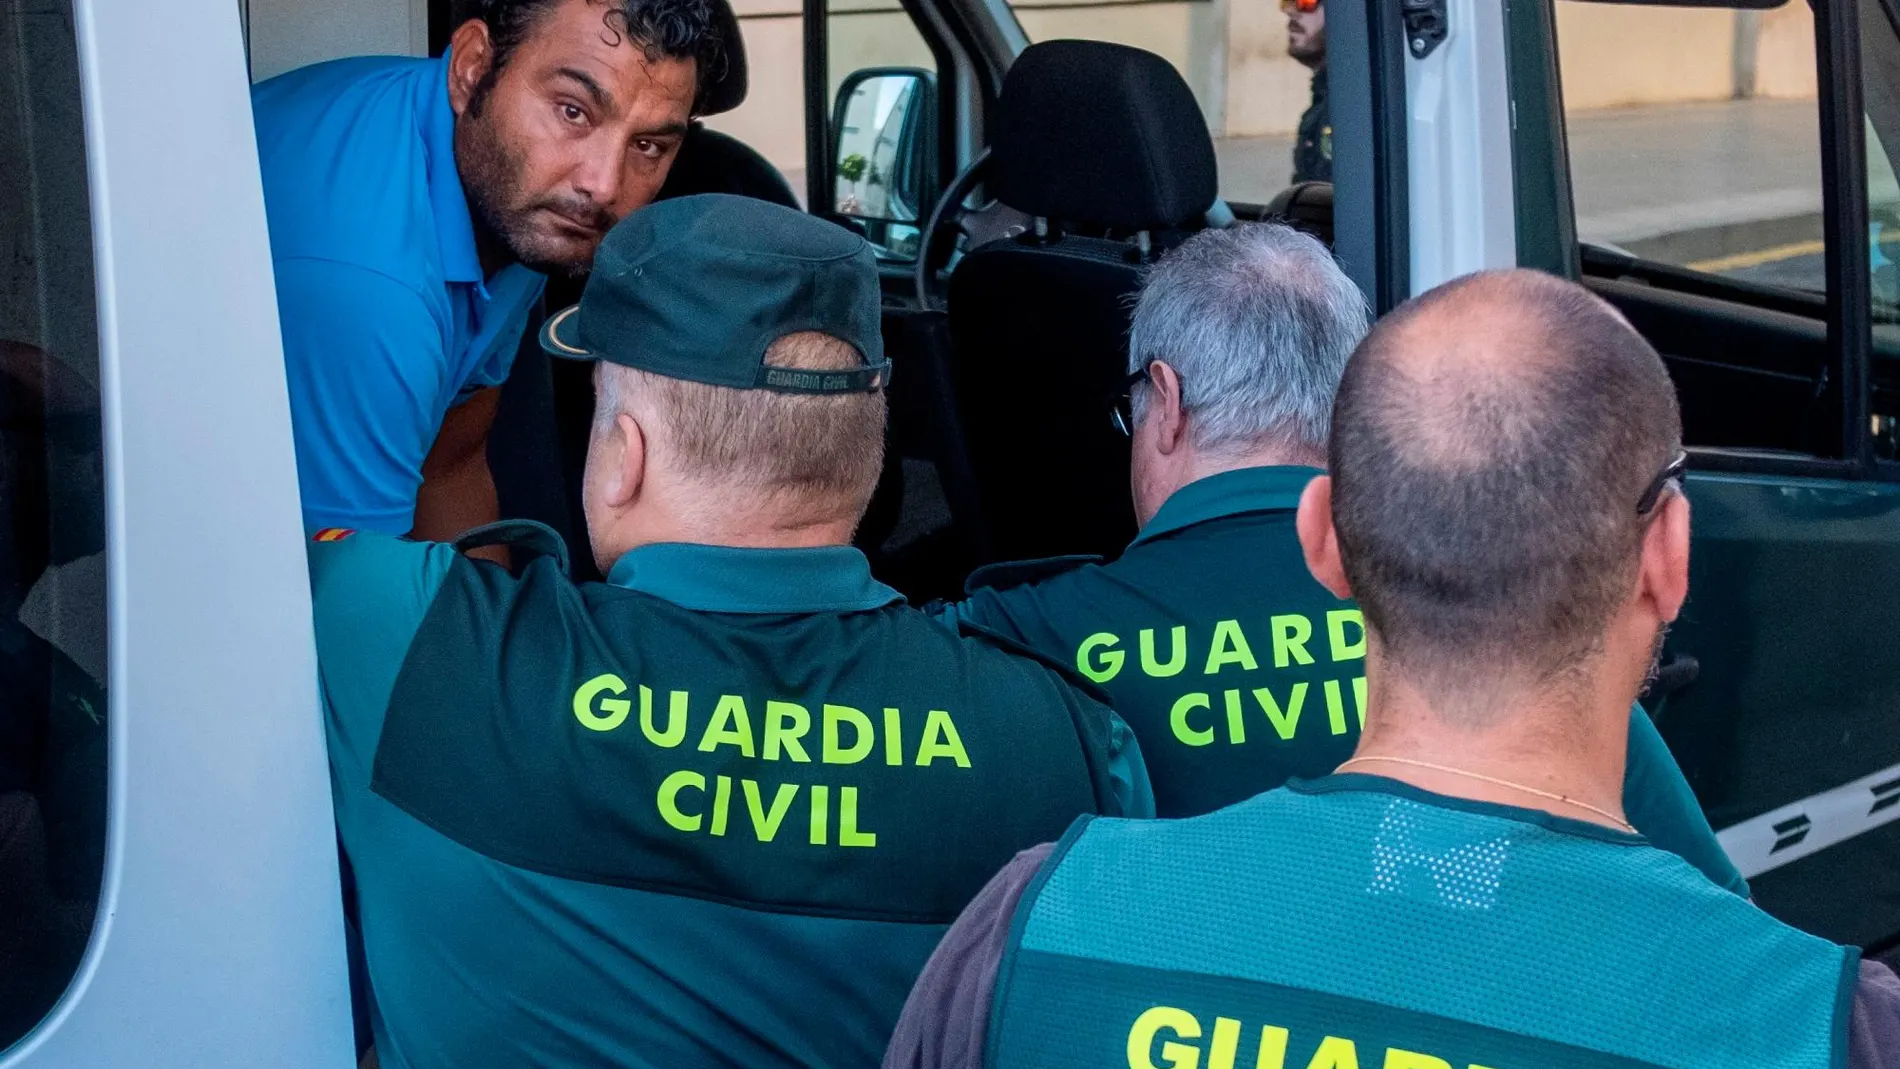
[1286,0,1330,182]
[937,223,1747,896]
[307,195,1150,1069]
[254,0,723,542]
[887,270,1900,1069]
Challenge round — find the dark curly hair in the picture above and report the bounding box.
[454,0,724,112]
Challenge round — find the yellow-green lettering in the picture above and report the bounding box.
[1353,676,1367,730]
[916,709,972,768]
[809,783,830,845]
[884,707,903,765]
[1171,692,1214,746]
[1254,683,1308,740]
[1325,679,1349,735]
[1223,689,1246,745]
[657,769,705,832]
[1204,620,1259,674]
[710,774,732,837]
[742,779,798,842]
[1077,632,1126,683]
[1257,1026,1290,1069]
[573,674,630,732]
[764,700,812,762]
[1271,615,1316,668]
[1327,609,1366,662]
[823,704,875,764]
[641,686,689,747]
[1127,1006,1201,1069]
[839,786,877,847]
[1304,1037,1359,1069]
[1141,626,1189,678]
[698,694,757,756]
[1207,1017,1242,1069]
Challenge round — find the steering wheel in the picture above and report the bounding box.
[912,151,1032,309]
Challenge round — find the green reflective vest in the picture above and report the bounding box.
[309,525,1146,1069]
[989,776,1856,1069]
[945,466,1748,896]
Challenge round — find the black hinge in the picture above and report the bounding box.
[1401,0,1449,58]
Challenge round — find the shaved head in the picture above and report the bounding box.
[1329,270,1682,711]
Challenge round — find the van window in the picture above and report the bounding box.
[999,0,1326,205]
[0,0,108,1049]
[1559,1,1826,293]
[706,0,941,210]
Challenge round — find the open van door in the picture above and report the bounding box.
[0,1,352,1063]
[1502,0,1900,951]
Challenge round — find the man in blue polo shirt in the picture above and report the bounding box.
[254,0,723,537]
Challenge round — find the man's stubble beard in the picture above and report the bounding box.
[457,82,613,280]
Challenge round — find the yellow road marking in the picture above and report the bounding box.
[1688,239,1826,274]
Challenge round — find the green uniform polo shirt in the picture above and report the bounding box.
[308,529,1150,1069]
[936,465,1749,895]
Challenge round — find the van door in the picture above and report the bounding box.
[1,0,353,1064]
[1510,0,1900,950]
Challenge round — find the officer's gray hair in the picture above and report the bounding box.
[592,333,887,524]
[1128,223,1369,456]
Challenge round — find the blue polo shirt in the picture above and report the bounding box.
[254,54,547,534]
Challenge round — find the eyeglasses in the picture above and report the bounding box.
[1111,366,1151,436]
[1636,451,1688,515]
[1280,0,1321,13]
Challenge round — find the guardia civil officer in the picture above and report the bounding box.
[1287,0,1330,183]
[936,224,1746,894]
[888,270,1900,1069]
[307,194,1151,1069]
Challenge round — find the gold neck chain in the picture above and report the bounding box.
[1335,754,1637,833]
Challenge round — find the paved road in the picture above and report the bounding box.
[1212,96,1869,290]
[1215,97,1825,238]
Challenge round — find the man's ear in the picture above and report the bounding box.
[605,411,648,509]
[1638,491,1691,624]
[1146,361,1189,456]
[447,20,495,117]
[1297,475,1353,600]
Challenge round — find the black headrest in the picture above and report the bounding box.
[697,0,748,117]
[989,40,1218,231]
[657,125,801,209]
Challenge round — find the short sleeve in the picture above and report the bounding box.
[1622,703,1749,896]
[308,533,459,799]
[274,258,451,534]
[1850,960,1900,1069]
[883,844,1056,1069]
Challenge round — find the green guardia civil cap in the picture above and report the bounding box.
[540,193,889,394]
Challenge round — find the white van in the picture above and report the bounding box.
[2,0,1896,1062]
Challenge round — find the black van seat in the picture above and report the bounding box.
[946,39,1218,563]
[657,124,801,210]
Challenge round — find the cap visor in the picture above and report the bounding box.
[539,304,596,361]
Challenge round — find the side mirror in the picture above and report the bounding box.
[830,67,937,260]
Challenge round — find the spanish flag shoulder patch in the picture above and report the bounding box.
[312,528,357,543]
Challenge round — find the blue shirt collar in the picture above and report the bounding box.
[417,51,483,287]
[605,543,906,614]
[1130,465,1324,547]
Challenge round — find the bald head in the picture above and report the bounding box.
[1328,270,1682,708]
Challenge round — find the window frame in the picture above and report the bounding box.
[1512,0,1881,481]
[806,0,969,246]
